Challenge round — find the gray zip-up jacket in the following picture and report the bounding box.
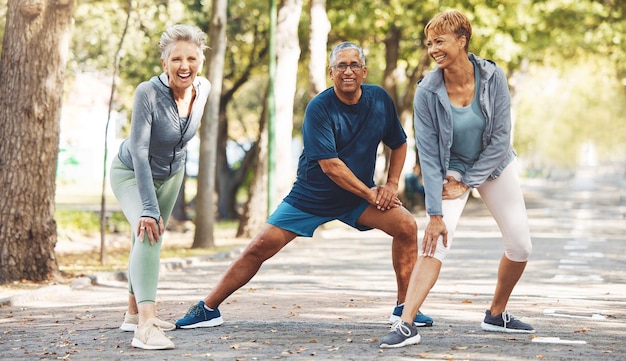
[117,73,211,220]
[414,53,515,216]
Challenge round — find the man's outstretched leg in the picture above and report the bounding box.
[176,224,297,328]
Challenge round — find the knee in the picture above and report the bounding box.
[506,240,532,262]
[243,239,268,259]
[242,237,282,262]
[392,215,418,243]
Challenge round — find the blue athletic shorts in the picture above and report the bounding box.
[267,200,372,237]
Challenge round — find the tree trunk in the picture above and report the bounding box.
[236,89,269,238]
[273,0,304,202]
[308,0,330,96]
[378,26,402,182]
[237,0,303,236]
[0,0,74,283]
[383,25,400,106]
[192,0,227,248]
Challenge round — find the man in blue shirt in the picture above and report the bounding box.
[176,42,432,329]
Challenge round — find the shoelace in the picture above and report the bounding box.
[390,320,412,336]
[501,311,512,328]
[188,304,204,317]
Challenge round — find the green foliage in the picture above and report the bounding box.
[63,0,626,170]
[55,208,131,234]
[514,56,626,168]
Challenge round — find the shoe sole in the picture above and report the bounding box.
[176,316,224,329]
[389,315,433,327]
[379,334,421,349]
[120,323,136,332]
[480,322,535,333]
[121,323,175,332]
[131,337,175,350]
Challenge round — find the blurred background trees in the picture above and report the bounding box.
[60,0,626,195]
[0,0,624,281]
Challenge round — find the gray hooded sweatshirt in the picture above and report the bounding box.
[414,53,516,216]
[117,73,211,220]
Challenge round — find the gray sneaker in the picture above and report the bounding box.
[480,310,535,333]
[379,320,421,349]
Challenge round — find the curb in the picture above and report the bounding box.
[0,246,244,308]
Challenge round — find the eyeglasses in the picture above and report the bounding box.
[331,63,364,72]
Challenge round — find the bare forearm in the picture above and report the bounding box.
[318,158,373,201]
[385,143,407,189]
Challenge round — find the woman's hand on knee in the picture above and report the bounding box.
[422,216,447,257]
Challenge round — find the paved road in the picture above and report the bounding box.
[1,169,625,360]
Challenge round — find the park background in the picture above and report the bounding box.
[0,0,625,283]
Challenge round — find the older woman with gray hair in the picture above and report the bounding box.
[110,24,210,350]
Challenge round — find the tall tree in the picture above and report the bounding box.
[193,0,228,248]
[235,0,304,235]
[0,0,74,283]
[307,0,330,96]
[272,0,304,202]
[236,87,269,237]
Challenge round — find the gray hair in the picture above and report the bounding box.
[159,24,208,60]
[329,42,366,67]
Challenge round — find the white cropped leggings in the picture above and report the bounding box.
[110,157,184,305]
[426,161,532,262]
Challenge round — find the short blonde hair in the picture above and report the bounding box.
[159,24,208,60]
[424,10,472,52]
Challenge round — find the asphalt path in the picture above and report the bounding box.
[1,167,625,360]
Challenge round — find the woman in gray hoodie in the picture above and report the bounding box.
[380,10,533,349]
[110,24,210,350]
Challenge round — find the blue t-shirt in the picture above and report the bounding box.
[284,84,407,216]
[449,60,485,174]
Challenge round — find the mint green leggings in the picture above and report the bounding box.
[110,157,184,305]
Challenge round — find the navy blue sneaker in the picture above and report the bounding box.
[389,304,433,327]
[176,301,224,329]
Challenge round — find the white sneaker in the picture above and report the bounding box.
[120,312,138,332]
[120,312,175,332]
[131,318,175,350]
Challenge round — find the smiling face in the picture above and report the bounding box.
[423,11,472,70]
[329,48,367,103]
[161,40,203,92]
[425,31,466,69]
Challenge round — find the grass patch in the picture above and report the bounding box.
[55,208,130,234]
[57,244,236,277]
[54,209,242,276]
